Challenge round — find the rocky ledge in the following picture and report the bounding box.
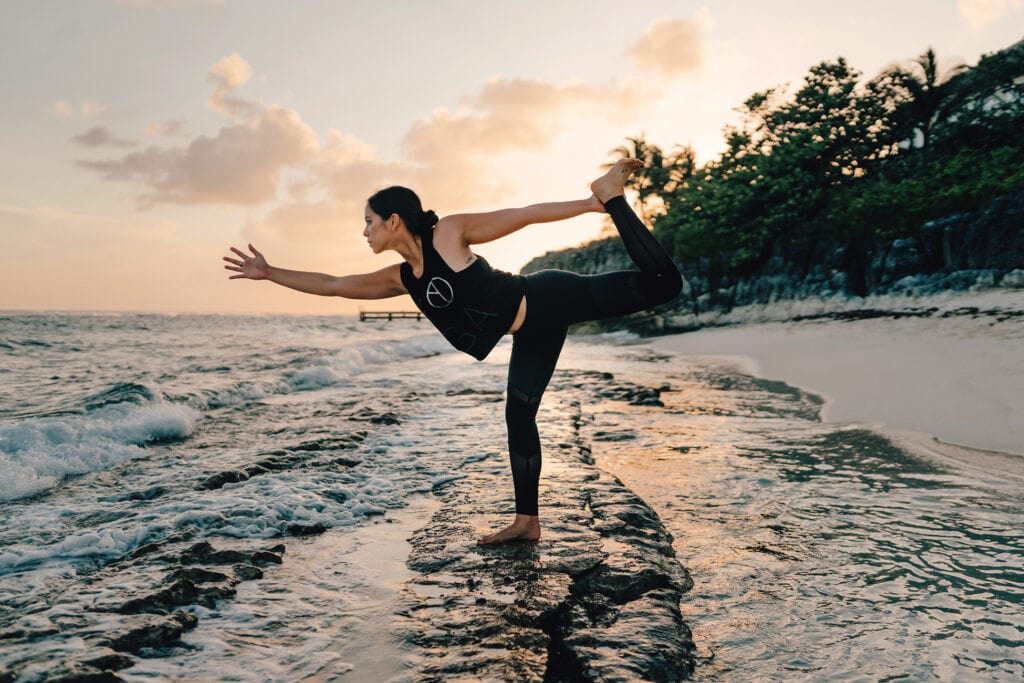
[397,393,695,682]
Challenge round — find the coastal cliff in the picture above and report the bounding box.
[522,192,1024,334]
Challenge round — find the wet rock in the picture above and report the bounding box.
[350,407,402,425]
[178,541,282,566]
[166,567,230,584]
[104,610,197,653]
[123,485,167,501]
[397,401,695,681]
[78,653,134,672]
[289,433,365,451]
[285,523,328,536]
[117,575,237,614]
[199,436,364,490]
[25,662,122,683]
[198,468,250,490]
[232,563,263,581]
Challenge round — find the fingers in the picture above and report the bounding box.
[223,256,243,267]
[230,246,246,258]
[248,243,262,258]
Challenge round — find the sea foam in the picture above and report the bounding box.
[0,401,199,501]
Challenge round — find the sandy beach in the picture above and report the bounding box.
[647,291,1024,458]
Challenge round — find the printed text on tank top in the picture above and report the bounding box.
[407,238,526,333]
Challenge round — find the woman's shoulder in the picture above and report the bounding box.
[432,216,474,251]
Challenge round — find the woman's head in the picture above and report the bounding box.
[365,186,438,249]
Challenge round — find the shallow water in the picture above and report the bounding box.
[1,313,1022,681]
[562,342,1024,681]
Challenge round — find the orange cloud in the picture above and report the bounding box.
[627,14,709,77]
[398,76,645,206]
[144,118,189,137]
[52,100,105,118]
[957,0,1023,27]
[207,53,260,119]
[77,106,318,207]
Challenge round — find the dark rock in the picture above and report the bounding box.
[166,567,230,585]
[104,610,197,653]
[123,485,167,501]
[26,662,122,683]
[251,550,283,565]
[178,541,281,566]
[350,407,402,425]
[285,523,328,536]
[232,563,264,581]
[78,653,134,672]
[117,578,198,614]
[0,625,60,640]
[198,469,249,490]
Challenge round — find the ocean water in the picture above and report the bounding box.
[1,312,1022,681]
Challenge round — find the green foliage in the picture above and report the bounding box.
[613,39,1024,277]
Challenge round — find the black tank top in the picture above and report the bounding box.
[400,229,526,361]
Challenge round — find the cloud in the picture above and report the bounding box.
[397,76,645,205]
[145,118,189,137]
[77,106,318,206]
[71,126,137,148]
[52,100,105,118]
[77,35,655,217]
[207,53,260,119]
[404,77,641,161]
[957,0,1023,27]
[627,13,710,77]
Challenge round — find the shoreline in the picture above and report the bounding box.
[644,291,1023,459]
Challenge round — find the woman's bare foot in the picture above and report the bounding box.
[591,158,644,203]
[477,514,541,545]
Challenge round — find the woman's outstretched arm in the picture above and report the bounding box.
[446,195,605,246]
[223,244,406,299]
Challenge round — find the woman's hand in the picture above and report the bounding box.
[223,244,270,280]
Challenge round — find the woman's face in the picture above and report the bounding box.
[363,205,389,253]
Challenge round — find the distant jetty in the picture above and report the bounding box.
[359,310,425,321]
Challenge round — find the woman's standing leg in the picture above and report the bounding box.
[477,324,567,545]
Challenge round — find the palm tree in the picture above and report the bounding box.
[606,136,697,221]
[885,48,967,149]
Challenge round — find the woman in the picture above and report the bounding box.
[223,158,682,545]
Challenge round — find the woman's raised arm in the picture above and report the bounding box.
[223,244,406,299]
[446,195,605,246]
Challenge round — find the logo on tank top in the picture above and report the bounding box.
[425,277,454,308]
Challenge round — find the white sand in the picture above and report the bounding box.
[647,292,1024,457]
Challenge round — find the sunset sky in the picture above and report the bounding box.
[2,0,1021,314]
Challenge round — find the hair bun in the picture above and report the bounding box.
[420,209,439,229]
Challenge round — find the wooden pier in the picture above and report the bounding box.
[359,310,425,321]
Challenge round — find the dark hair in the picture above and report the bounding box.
[367,186,438,238]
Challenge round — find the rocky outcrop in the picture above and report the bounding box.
[523,192,1024,334]
[397,388,695,682]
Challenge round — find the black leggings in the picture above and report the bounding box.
[505,196,682,515]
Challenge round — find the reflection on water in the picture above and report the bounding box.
[562,347,1024,682]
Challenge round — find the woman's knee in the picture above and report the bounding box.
[654,267,683,304]
[505,390,538,428]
